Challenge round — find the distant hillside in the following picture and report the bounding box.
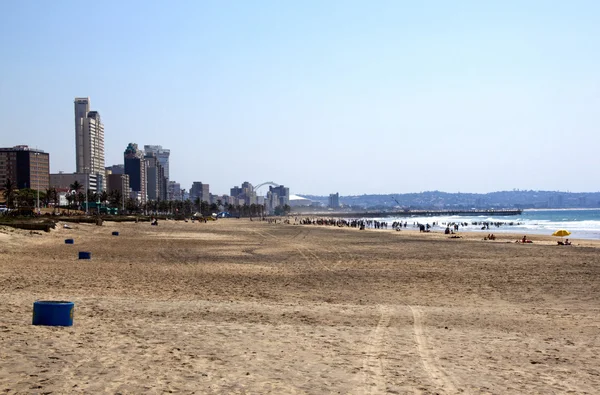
[297,190,600,209]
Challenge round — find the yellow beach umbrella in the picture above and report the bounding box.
[552,229,571,237]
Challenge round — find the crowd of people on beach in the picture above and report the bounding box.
[296,217,373,229]
[259,216,578,246]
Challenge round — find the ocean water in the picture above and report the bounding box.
[378,209,600,240]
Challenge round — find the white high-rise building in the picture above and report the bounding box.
[75,97,105,191]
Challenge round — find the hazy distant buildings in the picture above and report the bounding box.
[230,182,257,205]
[548,194,564,208]
[144,145,170,181]
[266,190,278,213]
[0,145,49,190]
[269,185,290,207]
[106,173,130,206]
[124,143,147,204]
[74,97,105,190]
[50,172,96,192]
[145,153,167,201]
[329,193,340,208]
[105,164,124,175]
[190,182,210,202]
[230,186,242,197]
[242,182,257,205]
[168,181,182,201]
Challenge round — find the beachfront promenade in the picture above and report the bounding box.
[303,209,523,218]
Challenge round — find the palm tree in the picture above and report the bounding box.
[70,181,82,193]
[76,192,85,211]
[148,200,158,214]
[3,179,15,209]
[99,190,109,205]
[87,189,98,204]
[183,199,193,216]
[200,200,209,216]
[44,188,52,207]
[125,197,139,213]
[108,189,122,209]
[66,193,75,209]
[46,187,59,212]
[158,200,168,214]
[70,181,83,208]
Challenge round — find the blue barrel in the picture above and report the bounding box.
[65,239,74,244]
[78,251,91,259]
[32,301,74,326]
[112,231,119,236]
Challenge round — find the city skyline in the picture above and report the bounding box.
[1,2,599,195]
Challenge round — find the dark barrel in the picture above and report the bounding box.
[32,301,74,326]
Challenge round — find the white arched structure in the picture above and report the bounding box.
[253,181,280,190]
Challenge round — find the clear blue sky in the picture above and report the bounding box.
[1,1,599,195]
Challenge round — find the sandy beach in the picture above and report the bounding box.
[1,218,599,394]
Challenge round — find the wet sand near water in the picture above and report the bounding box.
[1,219,599,394]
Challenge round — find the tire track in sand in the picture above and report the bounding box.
[409,305,458,393]
[251,228,333,271]
[363,305,392,394]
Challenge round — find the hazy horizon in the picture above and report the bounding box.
[298,189,600,197]
[1,1,599,196]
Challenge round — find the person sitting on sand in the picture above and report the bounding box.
[489,234,496,240]
[565,238,571,245]
[517,235,533,243]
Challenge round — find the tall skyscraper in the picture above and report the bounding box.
[74,97,90,172]
[124,143,147,204]
[144,145,170,181]
[145,153,166,201]
[74,97,105,191]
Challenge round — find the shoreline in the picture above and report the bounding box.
[286,221,600,248]
[289,211,600,241]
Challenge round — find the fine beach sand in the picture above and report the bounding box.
[1,219,599,394]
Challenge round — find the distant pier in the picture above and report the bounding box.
[302,209,523,218]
